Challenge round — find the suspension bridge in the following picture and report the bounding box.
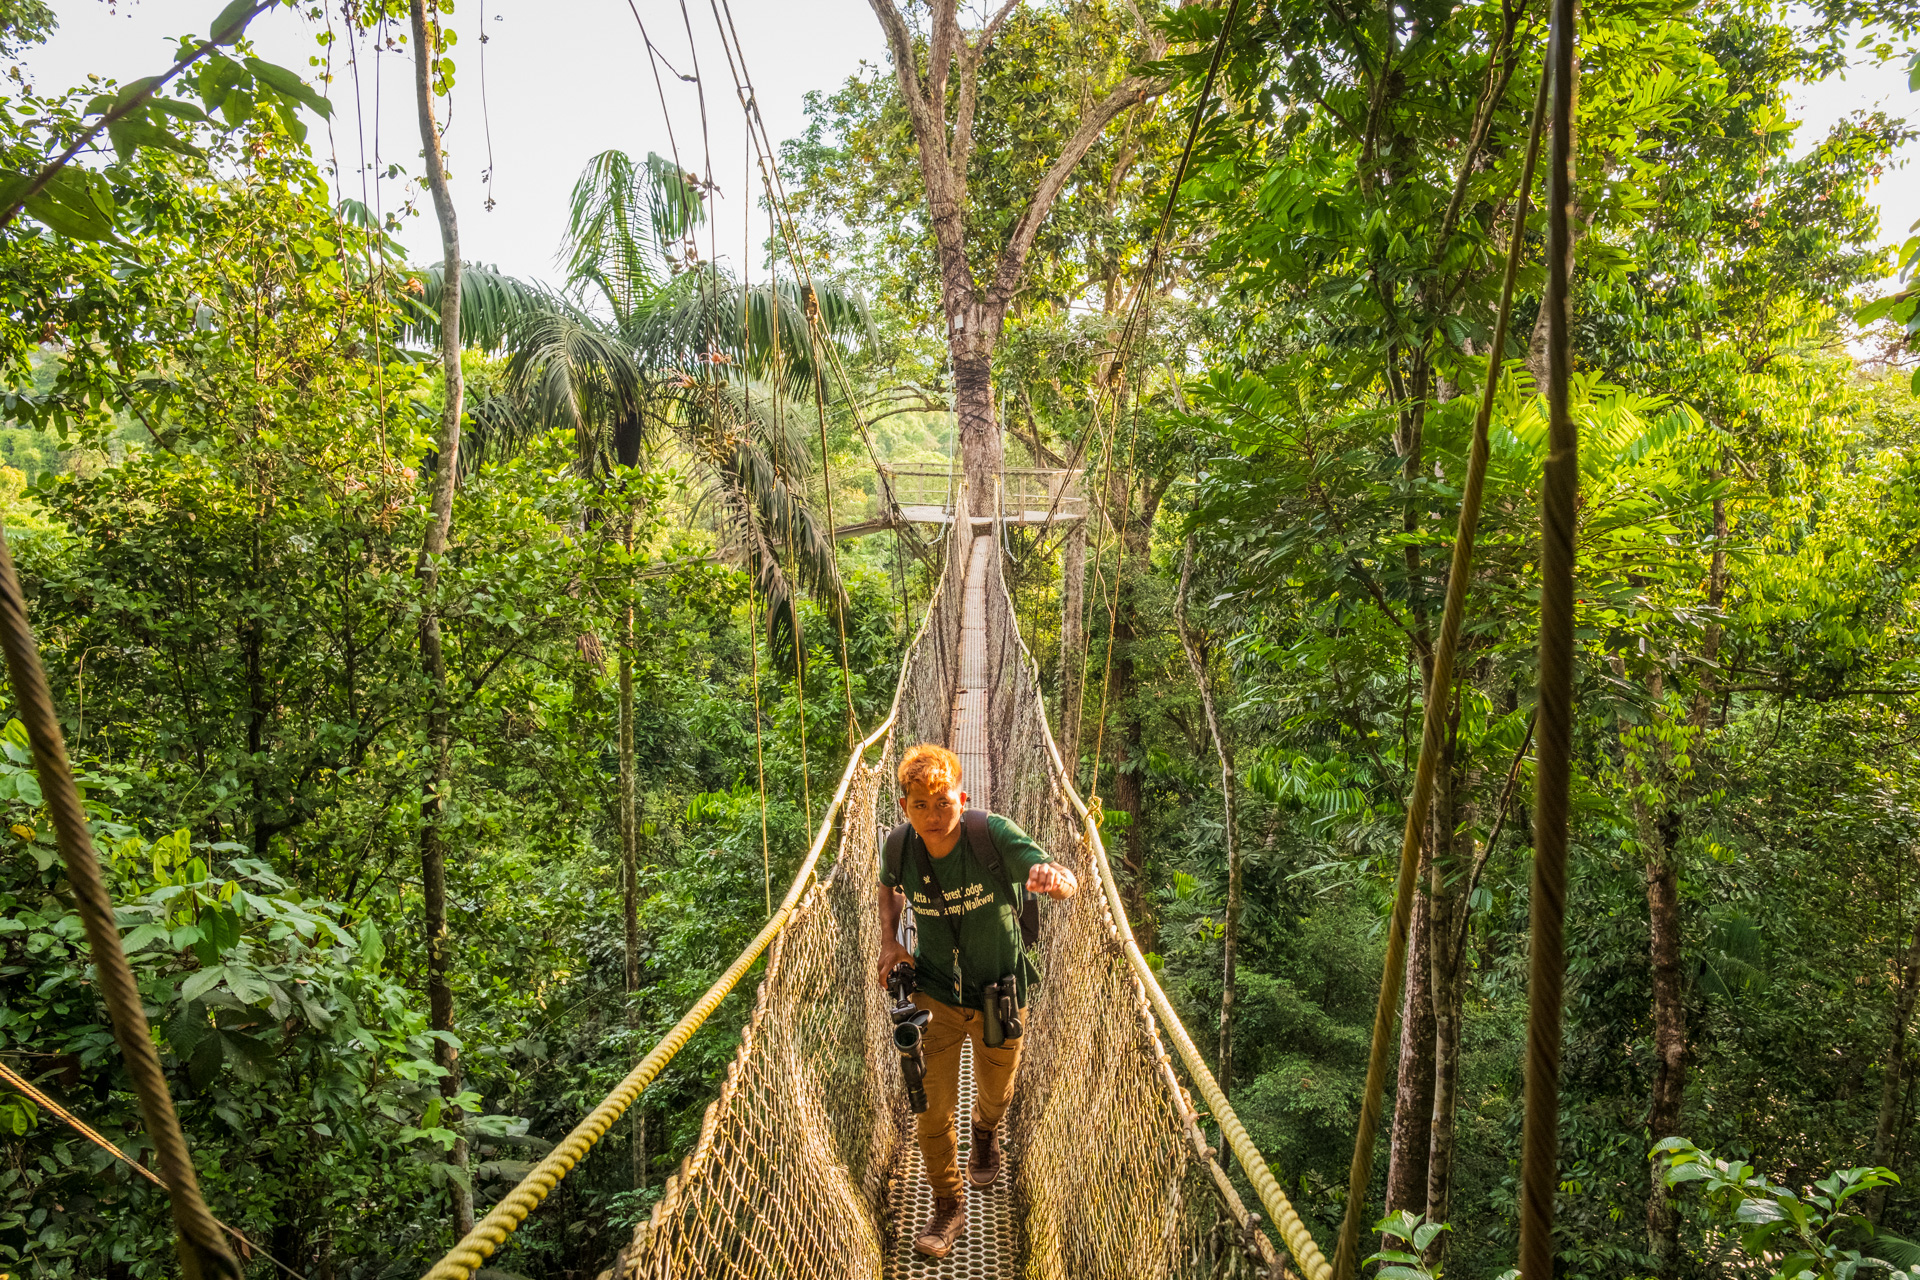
[411,485,1326,1280]
[0,0,1584,1261]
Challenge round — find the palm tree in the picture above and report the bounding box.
[396,155,868,1189]
[401,149,873,656]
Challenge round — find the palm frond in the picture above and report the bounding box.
[560,150,705,318]
[458,389,546,480]
[1869,1234,1920,1268]
[402,263,561,353]
[501,301,652,473]
[715,450,843,671]
[621,269,873,400]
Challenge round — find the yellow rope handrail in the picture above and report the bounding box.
[420,713,898,1280]
[995,562,1335,1280]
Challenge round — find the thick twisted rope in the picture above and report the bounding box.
[0,529,241,1280]
[420,713,898,1280]
[994,571,1333,1280]
[1519,0,1580,1273]
[1068,739,1331,1280]
[1330,61,1551,1280]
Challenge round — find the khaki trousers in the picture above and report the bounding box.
[911,992,1024,1199]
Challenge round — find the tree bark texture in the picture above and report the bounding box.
[864,0,1166,512]
[1099,475,1170,953]
[1526,39,1581,399]
[1386,839,1436,1220]
[1109,586,1151,955]
[1644,825,1684,1276]
[620,596,640,999]
[1426,708,1475,1266]
[409,0,471,1237]
[1611,657,1684,1277]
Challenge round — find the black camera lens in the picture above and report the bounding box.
[893,1023,921,1051]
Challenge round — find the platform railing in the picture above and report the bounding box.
[875,465,1083,524]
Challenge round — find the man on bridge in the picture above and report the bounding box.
[877,743,1078,1259]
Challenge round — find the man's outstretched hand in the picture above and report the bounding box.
[877,940,913,990]
[1027,863,1077,901]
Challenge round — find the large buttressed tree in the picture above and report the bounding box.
[859,0,1175,510]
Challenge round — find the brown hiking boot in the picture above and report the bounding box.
[967,1123,1002,1188]
[913,1195,966,1258]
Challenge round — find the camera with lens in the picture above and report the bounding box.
[982,973,1023,1048]
[887,961,931,1114]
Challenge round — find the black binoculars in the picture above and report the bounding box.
[983,974,1022,1048]
[887,962,931,1114]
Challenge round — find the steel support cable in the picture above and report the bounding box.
[1030,0,1244,557]
[1336,67,1559,1280]
[0,532,242,1280]
[741,152,775,921]
[700,0,896,508]
[1520,0,1579,1271]
[1329,62,1552,1280]
[764,208,816,830]
[420,712,900,1280]
[808,316,861,747]
[1085,398,1144,802]
[991,588,1333,1280]
[695,0,934,692]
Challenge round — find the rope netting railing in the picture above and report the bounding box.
[976,515,1327,1280]
[605,494,1310,1280]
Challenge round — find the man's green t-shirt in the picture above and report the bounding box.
[882,812,1052,1011]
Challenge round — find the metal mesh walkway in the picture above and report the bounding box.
[884,1039,1021,1279]
[950,534,994,812]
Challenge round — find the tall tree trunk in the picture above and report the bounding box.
[1058,517,1086,768]
[619,513,644,1190]
[1611,656,1684,1277]
[865,1,1167,516]
[246,601,268,859]
[1110,591,1151,953]
[620,543,640,1001]
[1426,707,1475,1266]
[952,326,1005,515]
[1175,536,1239,1119]
[1386,841,1436,1220]
[1526,40,1581,398]
[1387,330,1438,1236]
[1102,479,1168,953]
[1871,905,1920,1222]
[1644,821,1684,1276]
[409,0,471,1238]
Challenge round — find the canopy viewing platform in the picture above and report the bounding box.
[875,465,1087,526]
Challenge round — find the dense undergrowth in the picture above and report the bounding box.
[3,0,1920,1278]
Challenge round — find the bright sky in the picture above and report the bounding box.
[27,0,884,289]
[20,2,1920,289]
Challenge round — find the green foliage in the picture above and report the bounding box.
[1656,1138,1920,1280]
[1369,1210,1454,1280]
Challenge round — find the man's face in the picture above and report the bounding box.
[900,779,968,843]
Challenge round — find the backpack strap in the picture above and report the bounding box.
[964,809,1041,952]
[883,821,911,885]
